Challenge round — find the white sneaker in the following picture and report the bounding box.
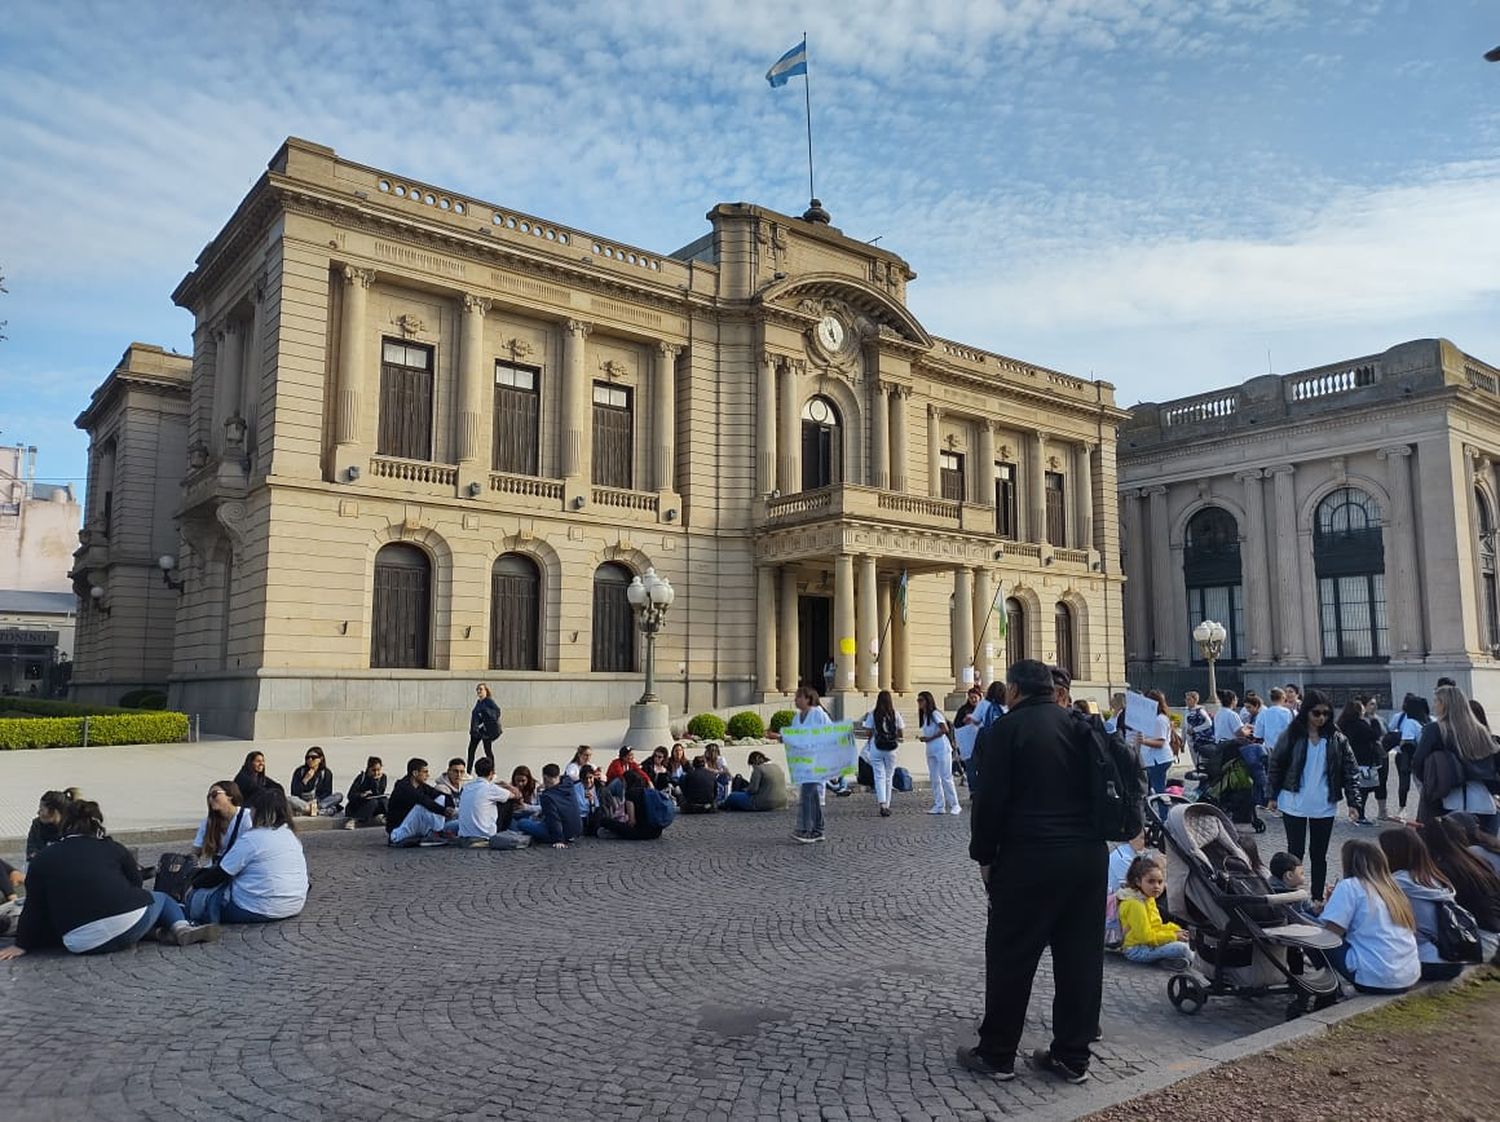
[927,807,945,815]
[948,806,963,815]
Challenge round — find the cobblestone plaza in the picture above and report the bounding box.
[0,800,1348,1122]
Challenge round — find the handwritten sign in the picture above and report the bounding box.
[782,721,858,785]
[1124,690,1159,737]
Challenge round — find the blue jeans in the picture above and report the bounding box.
[1327,941,1412,993]
[1123,941,1193,968]
[721,791,755,811]
[87,891,186,954]
[187,883,284,925]
[963,757,979,795]
[798,783,824,835]
[1146,762,1170,795]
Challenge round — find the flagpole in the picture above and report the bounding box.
[971,589,1002,672]
[801,31,815,203]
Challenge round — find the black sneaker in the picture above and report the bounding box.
[879,806,892,818]
[1027,1048,1089,1084]
[955,1046,1015,1081]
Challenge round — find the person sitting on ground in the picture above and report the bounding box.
[387,758,459,846]
[642,745,671,782]
[702,743,732,803]
[721,751,787,812]
[1105,831,1147,949]
[1450,811,1500,878]
[516,764,583,849]
[456,757,520,844]
[678,756,719,814]
[27,789,79,862]
[565,746,592,781]
[1425,816,1500,959]
[287,746,342,818]
[666,743,691,785]
[0,799,218,959]
[1116,855,1193,970]
[1267,852,1321,923]
[605,746,651,793]
[188,789,309,926]
[1318,839,1421,993]
[344,756,389,830]
[510,766,540,816]
[191,781,253,860]
[575,764,604,836]
[234,751,285,799]
[433,759,469,804]
[1378,828,1467,980]
[598,770,666,841]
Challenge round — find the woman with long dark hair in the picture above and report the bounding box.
[344,756,389,830]
[917,691,958,815]
[1450,811,1500,878]
[234,751,284,798]
[1425,816,1500,951]
[1267,689,1359,899]
[1133,690,1174,795]
[1338,698,1385,824]
[1378,828,1465,980]
[1412,684,1499,831]
[1392,694,1430,821]
[858,689,906,818]
[188,789,308,926]
[192,780,252,860]
[288,746,341,818]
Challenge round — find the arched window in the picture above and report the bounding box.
[801,396,842,491]
[490,554,540,670]
[591,562,637,672]
[1183,506,1244,663]
[1053,602,1075,678]
[1314,487,1387,661]
[1478,489,1498,652]
[1004,597,1025,669]
[371,543,431,668]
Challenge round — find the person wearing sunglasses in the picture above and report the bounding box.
[1267,690,1360,900]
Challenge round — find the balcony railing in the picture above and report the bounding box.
[369,456,457,486]
[489,471,563,500]
[592,485,659,514]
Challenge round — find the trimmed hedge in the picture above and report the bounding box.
[0,712,190,750]
[0,696,134,717]
[726,711,765,740]
[686,713,727,741]
[768,709,796,733]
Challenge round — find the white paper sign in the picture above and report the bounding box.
[1124,690,1158,736]
[782,722,858,784]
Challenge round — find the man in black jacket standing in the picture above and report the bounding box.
[958,659,1105,1085]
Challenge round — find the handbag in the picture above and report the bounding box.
[190,864,233,891]
[152,853,199,903]
[1434,899,1482,963]
[1356,764,1382,790]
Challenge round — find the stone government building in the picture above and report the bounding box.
[1119,338,1500,708]
[70,138,1127,737]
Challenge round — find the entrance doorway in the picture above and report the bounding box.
[797,595,833,693]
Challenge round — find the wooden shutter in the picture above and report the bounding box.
[378,341,434,460]
[493,364,539,475]
[1045,472,1066,547]
[490,555,540,670]
[1005,598,1025,668]
[1053,603,1074,676]
[591,564,636,672]
[371,544,431,668]
[940,452,965,502]
[996,463,1016,538]
[591,384,633,487]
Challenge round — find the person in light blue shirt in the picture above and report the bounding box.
[1319,838,1421,993]
[1132,690,1175,794]
[1252,687,1293,750]
[1267,691,1359,899]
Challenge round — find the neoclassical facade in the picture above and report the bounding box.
[1119,338,1500,707]
[73,138,1126,737]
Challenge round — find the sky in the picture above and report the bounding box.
[2,0,1498,496]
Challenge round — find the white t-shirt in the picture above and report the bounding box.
[1254,704,1293,747]
[1321,877,1420,991]
[1212,707,1243,743]
[564,761,587,781]
[1137,714,1174,768]
[219,825,309,919]
[793,705,833,730]
[458,777,516,838]
[861,709,906,753]
[918,712,949,747]
[193,807,254,852]
[1397,716,1424,744]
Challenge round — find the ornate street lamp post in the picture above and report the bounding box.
[626,567,675,705]
[1193,619,1228,709]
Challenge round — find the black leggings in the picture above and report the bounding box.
[1283,813,1336,899]
[466,735,495,771]
[1394,747,1413,811]
[1356,759,1389,818]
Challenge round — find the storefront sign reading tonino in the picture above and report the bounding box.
[0,629,58,646]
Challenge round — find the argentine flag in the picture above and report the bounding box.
[766,41,807,87]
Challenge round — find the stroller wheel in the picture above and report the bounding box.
[1167,973,1206,1015]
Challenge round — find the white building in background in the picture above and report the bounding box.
[0,444,82,693]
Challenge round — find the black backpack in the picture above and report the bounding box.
[1434,899,1483,963]
[1081,717,1146,842]
[873,712,899,751]
[152,853,199,903]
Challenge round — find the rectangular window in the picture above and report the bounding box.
[1319,574,1388,661]
[1187,584,1245,663]
[377,339,435,461]
[1044,471,1067,547]
[591,382,633,488]
[492,361,540,475]
[995,462,1017,538]
[939,451,965,503]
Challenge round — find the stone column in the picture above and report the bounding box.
[927,404,942,498]
[334,266,372,449]
[1236,469,1273,662]
[457,294,490,472]
[892,574,911,693]
[215,319,243,454]
[1378,445,1421,658]
[243,280,265,458]
[877,577,894,691]
[1268,464,1307,662]
[834,554,856,694]
[856,554,878,691]
[560,319,592,480]
[973,566,994,684]
[1146,486,1174,660]
[1122,488,1150,662]
[757,566,777,696]
[654,342,679,492]
[977,421,996,507]
[870,380,891,490]
[1026,431,1047,543]
[778,360,802,493]
[890,387,910,492]
[1075,442,1095,551]
[778,566,799,693]
[952,567,975,691]
[756,353,777,495]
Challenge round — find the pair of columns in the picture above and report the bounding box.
[951,566,1000,691]
[207,279,267,460]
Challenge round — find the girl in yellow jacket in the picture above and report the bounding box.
[1118,855,1194,969]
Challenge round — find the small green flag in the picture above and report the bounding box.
[995,582,1007,638]
[896,570,909,625]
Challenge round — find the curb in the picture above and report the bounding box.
[1,814,346,860]
[1029,967,1489,1122]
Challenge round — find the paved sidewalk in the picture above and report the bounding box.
[0,720,947,843]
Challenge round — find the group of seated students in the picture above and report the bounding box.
[0,781,310,961]
[1101,811,1500,995]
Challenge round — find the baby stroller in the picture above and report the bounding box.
[1161,803,1342,1019]
[1143,790,1190,853]
[1194,739,1264,831]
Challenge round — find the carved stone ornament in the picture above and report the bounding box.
[756,219,788,265]
[599,359,629,380]
[187,441,210,470]
[505,337,535,361]
[395,313,425,338]
[1047,455,1062,470]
